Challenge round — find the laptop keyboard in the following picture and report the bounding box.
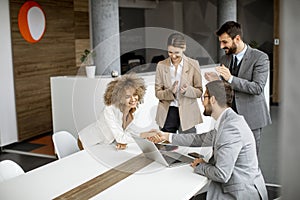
[161,151,194,165]
[162,154,182,164]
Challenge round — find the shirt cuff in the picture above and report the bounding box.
[228,75,233,83]
[168,133,173,143]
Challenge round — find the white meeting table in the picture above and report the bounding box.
[0,143,211,200]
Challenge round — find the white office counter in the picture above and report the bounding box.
[50,74,161,139]
[50,72,217,140]
[50,67,269,140]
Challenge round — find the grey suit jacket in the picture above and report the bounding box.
[220,45,272,130]
[172,108,268,200]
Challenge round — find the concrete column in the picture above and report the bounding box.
[217,0,237,60]
[280,0,300,199]
[90,0,120,75]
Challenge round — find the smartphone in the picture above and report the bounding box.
[188,152,204,159]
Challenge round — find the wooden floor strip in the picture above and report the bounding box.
[54,153,153,200]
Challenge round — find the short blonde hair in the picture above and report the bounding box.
[167,33,186,49]
[104,73,146,111]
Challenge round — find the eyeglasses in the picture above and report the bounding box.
[201,95,210,101]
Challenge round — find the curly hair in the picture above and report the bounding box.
[103,73,146,111]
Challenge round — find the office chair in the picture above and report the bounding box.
[0,160,25,183]
[52,131,80,159]
[266,183,281,200]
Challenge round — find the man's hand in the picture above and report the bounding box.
[204,71,219,81]
[116,143,127,150]
[190,158,206,168]
[140,130,170,143]
[216,64,232,81]
[140,129,160,139]
[148,131,170,143]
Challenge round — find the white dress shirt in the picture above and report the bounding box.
[170,58,184,107]
[79,105,139,148]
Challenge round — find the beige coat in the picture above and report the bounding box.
[155,55,203,131]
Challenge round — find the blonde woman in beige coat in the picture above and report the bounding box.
[155,33,203,134]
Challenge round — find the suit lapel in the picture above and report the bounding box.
[163,58,172,88]
[180,55,189,88]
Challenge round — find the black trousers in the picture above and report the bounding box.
[161,106,196,134]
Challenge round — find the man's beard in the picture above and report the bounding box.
[224,41,237,55]
[203,104,212,116]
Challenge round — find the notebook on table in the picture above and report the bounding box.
[133,136,194,167]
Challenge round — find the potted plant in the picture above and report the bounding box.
[80,49,96,78]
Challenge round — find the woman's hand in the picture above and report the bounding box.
[140,129,160,139]
[171,80,179,94]
[180,83,188,94]
[116,143,127,150]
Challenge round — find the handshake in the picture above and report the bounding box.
[140,129,170,144]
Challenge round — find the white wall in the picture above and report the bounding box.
[183,1,218,62]
[0,0,18,146]
[144,1,183,62]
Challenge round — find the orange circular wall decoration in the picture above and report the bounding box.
[18,1,46,43]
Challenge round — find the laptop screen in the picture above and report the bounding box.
[133,136,193,167]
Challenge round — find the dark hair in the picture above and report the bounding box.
[167,33,186,49]
[206,80,233,107]
[215,21,243,39]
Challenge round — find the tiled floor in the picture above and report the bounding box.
[0,105,280,185]
[0,133,57,172]
[27,134,55,156]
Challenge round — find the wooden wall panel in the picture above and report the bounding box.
[75,39,90,67]
[10,0,89,140]
[75,11,89,39]
[74,0,90,67]
[74,0,88,12]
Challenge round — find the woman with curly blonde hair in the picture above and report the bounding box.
[79,73,147,150]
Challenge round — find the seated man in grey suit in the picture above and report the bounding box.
[142,80,268,200]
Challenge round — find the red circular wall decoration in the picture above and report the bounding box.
[18,1,46,43]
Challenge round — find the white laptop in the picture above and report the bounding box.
[133,136,194,167]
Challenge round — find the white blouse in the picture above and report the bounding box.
[79,105,139,149]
